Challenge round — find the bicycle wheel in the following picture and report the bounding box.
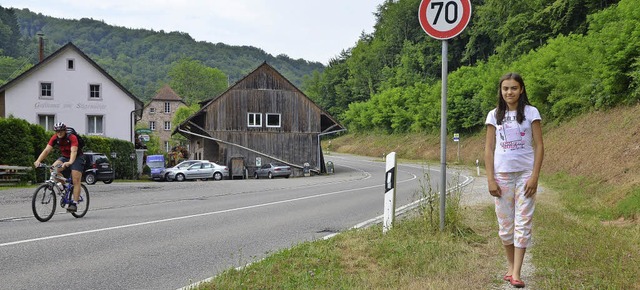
[71,184,90,218]
[32,184,57,222]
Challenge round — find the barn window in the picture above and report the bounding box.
[248,113,262,127]
[266,113,281,128]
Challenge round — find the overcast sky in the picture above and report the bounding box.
[2,0,384,64]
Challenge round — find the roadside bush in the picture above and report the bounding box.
[0,116,139,182]
[0,117,34,166]
[142,164,151,176]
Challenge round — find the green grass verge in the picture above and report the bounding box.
[533,172,640,289]
[192,170,639,289]
[193,180,506,289]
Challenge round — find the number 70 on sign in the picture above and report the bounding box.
[418,0,471,40]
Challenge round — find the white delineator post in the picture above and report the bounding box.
[383,152,397,233]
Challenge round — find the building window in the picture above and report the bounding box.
[266,113,281,128]
[87,115,104,134]
[165,141,171,152]
[248,113,262,127]
[40,82,52,98]
[38,115,55,131]
[89,84,101,99]
[67,59,75,70]
[149,121,156,131]
[164,102,171,113]
[149,107,156,114]
[164,121,171,131]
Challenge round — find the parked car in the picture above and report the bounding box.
[83,152,115,185]
[164,161,229,181]
[208,162,230,180]
[254,162,292,179]
[160,160,202,181]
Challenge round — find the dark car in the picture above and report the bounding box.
[254,162,292,179]
[83,152,115,185]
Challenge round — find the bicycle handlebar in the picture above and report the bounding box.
[36,164,63,169]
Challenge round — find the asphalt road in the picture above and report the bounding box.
[0,153,472,289]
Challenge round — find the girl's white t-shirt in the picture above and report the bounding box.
[485,105,541,173]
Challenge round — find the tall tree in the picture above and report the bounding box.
[0,6,21,57]
[168,58,228,105]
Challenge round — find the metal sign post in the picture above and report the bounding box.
[383,152,397,233]
[419,0,471,231]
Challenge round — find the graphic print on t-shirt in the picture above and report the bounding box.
[499,114,526,151]
[503,120,522,142]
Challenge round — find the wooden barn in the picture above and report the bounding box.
[175,62,345,178]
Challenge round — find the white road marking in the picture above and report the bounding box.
[1,172,417,248]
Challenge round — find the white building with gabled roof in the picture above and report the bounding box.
[0,42,144,142]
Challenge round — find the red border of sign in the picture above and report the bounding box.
[418,0,471,40]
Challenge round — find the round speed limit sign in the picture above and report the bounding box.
[418,0,471,40]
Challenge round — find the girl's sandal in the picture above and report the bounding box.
[503,275,512,282]
[510,278,525,288]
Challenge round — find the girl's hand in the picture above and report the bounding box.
[488,179,502,197]
[524,177,538,198]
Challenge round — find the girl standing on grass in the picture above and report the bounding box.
[484,73,544,288]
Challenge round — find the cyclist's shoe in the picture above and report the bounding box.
[67,203,77,212]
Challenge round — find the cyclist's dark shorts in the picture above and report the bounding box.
[57,155,85,175]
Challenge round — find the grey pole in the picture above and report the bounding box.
[440,40,448,231]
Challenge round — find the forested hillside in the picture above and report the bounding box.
[3,0,638,129]
[302,0,638,134]
[0,6,324,102]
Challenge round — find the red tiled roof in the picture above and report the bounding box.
[153,85,184,102]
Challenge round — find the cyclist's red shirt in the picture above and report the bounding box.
[48,134,82,158]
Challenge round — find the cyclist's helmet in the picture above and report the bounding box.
[53,122,67,132]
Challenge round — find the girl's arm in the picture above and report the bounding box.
[484,125,501,197]
[525,120,544,197]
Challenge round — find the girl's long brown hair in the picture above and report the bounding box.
[495,72,531,125]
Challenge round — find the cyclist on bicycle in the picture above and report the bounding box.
[34,122,84,212]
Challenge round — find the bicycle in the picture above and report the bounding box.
[32,164,90,222]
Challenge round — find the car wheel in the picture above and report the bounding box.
[85,173,96,185]
[103,179,113,184]
[254,172,259,179]
[164,173,172,182]
[175,173,185,182]
[285,175,290,179]
[214,172,223,181]
[268,172,273,179]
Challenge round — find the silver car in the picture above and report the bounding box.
[254,162,292,179]
[160,160,202,181]
[166,161,229,181]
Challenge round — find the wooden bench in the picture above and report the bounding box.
[0,165,32,185]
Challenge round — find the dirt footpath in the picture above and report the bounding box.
[459,169,537,289]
